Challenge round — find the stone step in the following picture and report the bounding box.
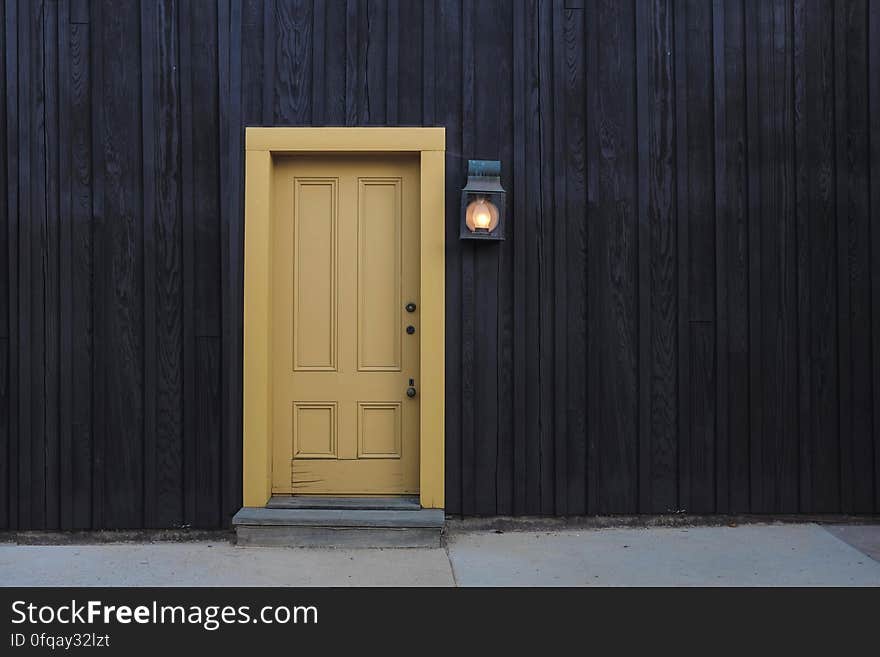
[232,507,445,548]
[266,495,421,511]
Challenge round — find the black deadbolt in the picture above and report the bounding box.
[405,302,417,313]
[407,386,417,398]
[406,325,416,335]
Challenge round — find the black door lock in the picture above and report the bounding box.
[406,325,415,334]
[405,302,417,313]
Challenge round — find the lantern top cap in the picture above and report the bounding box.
[467,159,501,177]
[463,159,505,194]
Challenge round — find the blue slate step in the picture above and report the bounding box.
[231,506,445,548]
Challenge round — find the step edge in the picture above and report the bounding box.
[232,508,445,529]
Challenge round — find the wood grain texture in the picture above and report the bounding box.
[592,0,638,513]
[100,0,145,528]
[722,0,750,513]
[69,12,93,529]
[869,0,880,514]
[563,3,586,515]
[58,0,73,530]
[153,0,184,526]
[1,0,878,527]
[639,0,677,513]
[835,0,872,513]
[0,0,7,529]
[4,0,19,530]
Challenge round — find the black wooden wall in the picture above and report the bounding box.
[2,0,879,528]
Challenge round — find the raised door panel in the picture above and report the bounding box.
[293,402,337,459]
[358,402,403,458]
[357,178,403,371]
[293,178,338,371]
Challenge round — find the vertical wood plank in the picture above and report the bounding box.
[835,0,873,513]
[0,0,8,529]
[511,0,528,515]
[869,0,880,513]
[191,0,222,525]
[459,0,475,516]
[101,0,145,527]
[43,0,61,529]
[494,0,516,515]
[584,0,600,514]
[437,0,462,514]
[396,0,421,125]
[58,0,73,530]
[220,0,245,525]
[195,336,221,527]
[241,0,264,126]
[4,0,20,530]
[551,0,568,516]
[674,0,692,512]
[684,0,717,513]
[179,0,197,525]
[70,13,93,528]
[744,0,762,512]
[89,0,105,528]
[385,0,398,125]
[755,0,797,512]
[592,0,638,513]
[723,0,751,513]
[344,0,358,125]
[0,341,6,528]
[152,0,183,527]
[712,0,729,514]
[141,0,158,529]
[635,0,651,514]
[0,0,6,342]
[320,0,345,125]
[421,0,434,125]
[262,0,276,124]
[273,0,312,125]
[563,3,587,515]
[834,0,853,514]
[364,0,386,124]
[649,0,678,512]
[536,0,555,515]
[16,0,35,529]
[523,0,542,514]
[311,0,325,123]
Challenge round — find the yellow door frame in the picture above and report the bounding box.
[242,127,446,509]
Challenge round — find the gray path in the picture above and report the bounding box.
[1,523,878,586]
[446,524,880,586]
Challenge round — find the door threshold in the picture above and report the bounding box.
[266,495,421,511]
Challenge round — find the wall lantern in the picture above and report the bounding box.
[460,159,505,241]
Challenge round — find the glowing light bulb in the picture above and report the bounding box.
[473,201,492,230]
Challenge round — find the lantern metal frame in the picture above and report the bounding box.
[459,159,505,241]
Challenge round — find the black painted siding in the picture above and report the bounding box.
[2,0,879,528]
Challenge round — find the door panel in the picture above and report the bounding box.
[293,178,338,371]
[358,178,403,371]
[272,154,420,495]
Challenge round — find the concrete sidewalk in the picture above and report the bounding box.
[1,523,878,586]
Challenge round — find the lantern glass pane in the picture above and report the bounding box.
[464,197,500,233]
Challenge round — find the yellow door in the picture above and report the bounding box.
[271,154,420,495]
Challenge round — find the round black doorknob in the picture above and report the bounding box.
[406,325,416,335]
[405,302,417,313]
[406,386,417,398]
